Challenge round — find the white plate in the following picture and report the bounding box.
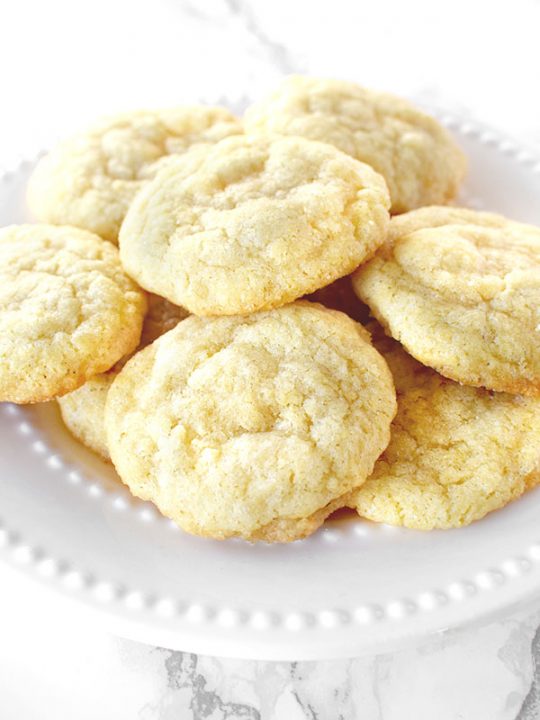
[1,112,540,661]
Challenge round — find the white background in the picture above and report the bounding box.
[1,0,540,157]
[1,1,540,718]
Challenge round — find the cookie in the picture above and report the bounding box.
[58,373,118,460]
[119,134,390,316]
[244,76,466,214]
[384,205,510,242]
[27,107,242,243]
[305,275,370,323]
[352,325,540,529]
[105,302,397,542]
[352,207,540,396]
[58,295,187,459]
[0,224,146,403]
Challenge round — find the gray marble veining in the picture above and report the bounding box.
[222,0,302,75]
[518,625,540,719]
[111,606,539,719]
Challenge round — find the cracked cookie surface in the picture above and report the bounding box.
[27,107,242,243]
[0,224,146,403]
[244,76,466,214]
[58,294,188,459]
[352,325,540,529]
[119,134,390,316]
[105,302,396,542]
[352,207,540,396]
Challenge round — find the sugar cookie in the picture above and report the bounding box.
[105,302,396,541]
[0,224,146,403]
[119,134,390,315]
[244,76,466,213]
[27,107,242,242]
[353,207,540,396]
[352,325,540,529]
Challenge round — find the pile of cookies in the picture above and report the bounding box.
[1,76,540,542]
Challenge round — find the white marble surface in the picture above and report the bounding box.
[1,0,540,717]
[2,562,540,719]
